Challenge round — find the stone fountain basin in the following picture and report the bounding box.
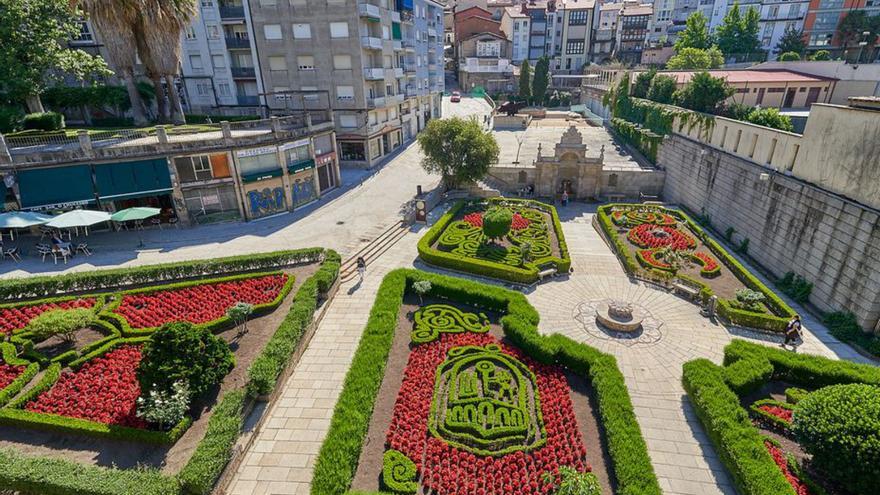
[595,301,647,333]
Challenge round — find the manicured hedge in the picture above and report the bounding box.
[596,204,795,332]
[0,248,323,300]
[0,343,39,408]
[610,117,662,163]
[683,339,880,495]
[311,269,659,495]
[418,198,571,284]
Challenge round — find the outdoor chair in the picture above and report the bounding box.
[2,246,21,262]
[150,217,163,230]
[39,226,53,240]
[75,243,92,256]
[167,216,180,228]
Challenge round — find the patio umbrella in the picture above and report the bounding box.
[110,207,161,223]
[0,211,52,240]
[46,210,111,236]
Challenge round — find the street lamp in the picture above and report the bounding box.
[856,31,872,64]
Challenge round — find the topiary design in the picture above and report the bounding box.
[412,304,489,344]
[482,207,513,242]
[381,449,418,493]
[792,383,880,494]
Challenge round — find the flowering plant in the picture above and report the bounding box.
[627,224,696,251]
[691,252,721,277]
[0,361,25,391]
[0,298,95,335]
[765,441,812,495]
[463,212,530,231]
[136,380,190,430]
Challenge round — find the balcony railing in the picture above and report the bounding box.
[358,3,381,19]
[392,67,404,78]
[225,36,251,49]
[364,67,385,80]
[386,94,404,105]
[361,36,383,50]
[231,66,256,78]
[219,5,245,19]
[367,96,386,108]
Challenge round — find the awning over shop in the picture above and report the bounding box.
[94,159,172,202]
[18,165,95,210]
[241,168,284,184]
[287,159,315,174]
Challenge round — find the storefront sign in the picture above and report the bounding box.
[279,138,311,151]
[27,200,92,212]
[236,146,277,158]
[247,187,286,217]
[316,151,337,166]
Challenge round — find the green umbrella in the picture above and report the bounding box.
[110,207,161,223]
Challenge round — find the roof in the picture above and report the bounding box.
[462,31,509,42]
[621,4,652,15]
[503,5,528,17]
[454,6,494,19]
[659,69,837,84]
[560,0,596,8]
[600,2,624,11]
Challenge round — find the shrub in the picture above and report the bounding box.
[784,387,808,404]
[22,111,65,131]
[776,272,812,304]
[778,51,801,61]
[0,106,24,133]
[792,383,880,494]
[411,280,432,304]
[811,50,831,61]
[482,206,513,241]
[226,302,254,333]
[822,311,880,357]
[735,288,765,312]
[542,466,601,495]
[138,322,234,399]
[26,308,96,342]
[136,380,190,430]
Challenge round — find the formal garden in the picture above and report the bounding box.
[596,203,796,332]
[310,269,660,495]
[418,198,571,284]
[0,248,340,495]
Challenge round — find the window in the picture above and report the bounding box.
[274,87,292,101]
[336,85,354,100]
[769,6,779,18]
[201,0,213,6]
[218,82,231,96]
[212,54,226,68]
[263,24,283,40]
[292,23,311,39]
[193,155,212,175]
[298,55,315,70]
[196,82,211,96]
[189,54,204,69]
[566,40,585,54]
[767,87,785,93]
[206,24,220,39]
[268,56,287,71]
[476,40,501,57]
[301,86,319,101]
[185,26,197,40]
[569,10,588,25]
[333,54,352,69]
[74,21,94,42]
[330,22,349,38]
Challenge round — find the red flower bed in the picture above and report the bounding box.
[463,212,530,231]
[765,441,812,495]
[692,252,720,275]
[627,224,696,251]
[638,249,672,271]
[386,332,589,495]
[0,298,95,335]
[0,360,25,391]
[114,274,287,329]
[759,404,793,424]
[26,345,147,428]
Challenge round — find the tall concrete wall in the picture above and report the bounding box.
[660,134,880,333]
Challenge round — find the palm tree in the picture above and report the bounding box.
[72,0,150,126]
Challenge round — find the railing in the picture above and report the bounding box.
[367,96,386,108]
[361,36,383,50]
[231,66,256,78]
[358,3,381,19]
[89,128,151,148]
[219,5,245,18]
[5,133,80,151]
[225,36,251,49]
[364,67,385,79]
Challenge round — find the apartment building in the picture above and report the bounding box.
[802,0,880,56]
[616,2,652,64]
[557,0,596,73]
[178,0,444,169]
[592,2,622,63]
[757,0,809,57]
[501,6,531,63]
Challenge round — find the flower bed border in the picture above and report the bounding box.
[682,339,880,495]
[0,343,39,408]
[418,198,571,284]
[310,268,659,495]
[750,399,794,432]
[596,204,796,332]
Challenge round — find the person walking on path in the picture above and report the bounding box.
[561,190,569,207]
[782,314,802,349]
[356,256,366,282]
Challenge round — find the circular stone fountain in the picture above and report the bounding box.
[595,300,647,333]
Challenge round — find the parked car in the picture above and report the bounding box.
[450,91,461,102]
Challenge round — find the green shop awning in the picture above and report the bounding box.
[241,168,283,184]
[287,159,315,174]
[94,159,172,202]
[18,165,95,210]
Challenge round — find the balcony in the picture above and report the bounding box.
[231,66,256,78]
[403,64,417,74]
[225,36,251,49]
[427,27,437,37]
[405,86,419,97]
[428,63,437,71]
[219,5,245,19]
[391,11,401,23]
[367,96,386,108]
[361,36,383,50]
[364,67,385,80]
[462,58,514,73]
[392,67,404,78]
[402,39,416,51]
[387,94,404,105]
[392,40,403,50]
[236,94,259,105]
[358,3,381,20]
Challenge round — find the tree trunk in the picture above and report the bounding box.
[124,74,150,126]
[25,94,45,114]
[152,76,169,123]
[166,75,186,125]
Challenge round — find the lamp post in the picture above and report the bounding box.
[856,31,871,64]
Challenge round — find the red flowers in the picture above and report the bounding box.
[0,360,25,391]
[765,441,812,495]
[114,274,287,329]
[385,332,589,495]
[0,298,95,335]
[627,224,696,251]
[463,212,530,230]
[759,405,793,424]
[26,345,146,428]
[639,249,672,270]
[692,252,720,275]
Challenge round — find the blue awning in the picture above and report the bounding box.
[94,159,172,202]
[18,165,96,210]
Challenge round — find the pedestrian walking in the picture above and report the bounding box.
[561,190,569,206]
[782,314,802,349]
[356,256,366,282]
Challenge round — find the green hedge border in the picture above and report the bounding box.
[418,198,571,284]
[749,398,793,432]
[682,339,880,495]
[310,268,659,495]
[597,204,795,332]
[0,343,39,408]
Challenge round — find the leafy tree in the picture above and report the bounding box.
[778,51,802,62]
[745,107,794,132]
[647,75,678,104]
[25,308,95,343]
[775,25,806,55]
[666,47,725,70]
[532,56,550,105]
[138,321,235,399]
[0,0,110,113]
[721,102,753,121]
[674,12,713,51]
[837,10,877,51]
[673,71,734,113]
[519,60,532,102]
[632,69,656,98]
[482,207,513,242]
[227,302,254,335]
[417,117,500,189]
[716,2,764,61]
[603,73,631,118]
[741,6,764,56]
[541,466,601,495]
[810,50,832,61]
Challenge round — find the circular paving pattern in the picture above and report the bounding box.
[573,299,663,347]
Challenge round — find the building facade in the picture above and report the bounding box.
[802,0,880,56]
[557,0,596,73]
[616,2,652,64]
[592,2,621,63]
[501,6,532,63]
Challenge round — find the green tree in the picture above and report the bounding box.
[716,2,764,60]
[632,69,656,98]
[519,60,532,102]
[0,0,110,113]
[778,51,802,61]
[673,71,734,113]
[417,117,500,189]
[741,6,764,56]
[837,10,876,51]
[532,56,550,105]
[810,49,832,61]
[745,107,794,132]
[647,75,678,104]
[602,72,631,118]
[666,47,725,70]
[674,11,713,51]
[714,2,743,56]
[775,25,806,56]
[482,207,513,242]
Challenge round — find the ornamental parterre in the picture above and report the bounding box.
[382,304,590,495]
[0,298,95,335]
[437,207,553,268]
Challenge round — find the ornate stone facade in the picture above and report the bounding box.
[533,126,606,200]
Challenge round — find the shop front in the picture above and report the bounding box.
[173,152,242,224]
[16,164,97,211]
[93,158,176,220]
[236,146,287,220]
[316,150,338,193]
[280,139,318,208]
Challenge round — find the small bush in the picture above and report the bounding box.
[0,106,24,133]
[792,383,880,494]
[542,466,601,495]
[22,112,65,131]
[138,322,234,399]
[811,50,831,61]
[735,288,766,312]
[778,52,802,61]
[26,308,95,342]
[137,380,190,430]
[776,272,812,304]
[482,207,513,241]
